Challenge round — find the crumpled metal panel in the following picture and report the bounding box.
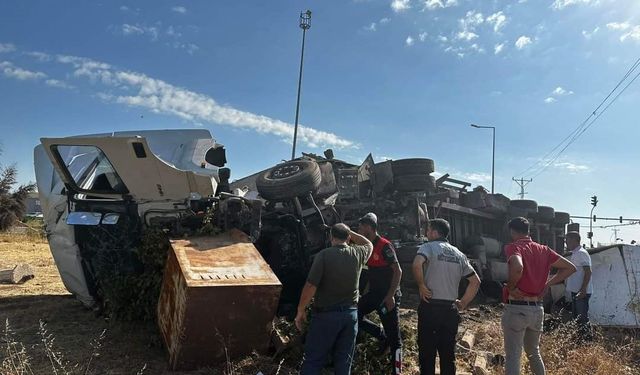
[157,229,282,370]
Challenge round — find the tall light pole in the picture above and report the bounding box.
[291,10,312,160]
[470,124,496,193]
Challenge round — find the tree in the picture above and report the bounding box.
[0,147,36,231]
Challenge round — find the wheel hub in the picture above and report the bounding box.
[271,164,301,179]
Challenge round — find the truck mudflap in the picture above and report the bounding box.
[157,229,282,370]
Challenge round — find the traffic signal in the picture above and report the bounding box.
[593,215,596,222]
[620,216,623,223]
[590,195,598,207]
[587,231,593,239]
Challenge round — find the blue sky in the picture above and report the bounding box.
[1,0,639,244]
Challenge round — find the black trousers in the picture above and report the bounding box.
[358,290,402,375]
[418,301,460,375]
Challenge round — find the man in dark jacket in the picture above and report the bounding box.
[357,212,403,375]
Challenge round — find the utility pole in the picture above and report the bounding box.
[512,177,532,199]
[291,10,312,161]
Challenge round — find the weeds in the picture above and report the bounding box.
[2,319,33,375]
[1,320,145,375]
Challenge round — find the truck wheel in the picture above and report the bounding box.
[256,159,322,201]
[510,199,538,210]
[537,206,555,222]
[391,158,435,177]
[554,211,570,225]
[395,175,436,193]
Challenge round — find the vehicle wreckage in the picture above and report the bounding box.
[33,129,574,369]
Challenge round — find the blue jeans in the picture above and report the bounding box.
[301,308,358,375]
[571,293,592,339]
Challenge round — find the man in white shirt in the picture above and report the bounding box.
[565,231,593,340]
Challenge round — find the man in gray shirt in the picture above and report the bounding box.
[412,219,480,375]
[295,223,373,375]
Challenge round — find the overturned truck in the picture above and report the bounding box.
[231,150,572,311]
[33,130,571,369]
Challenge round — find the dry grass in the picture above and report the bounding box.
[472,309,640,375]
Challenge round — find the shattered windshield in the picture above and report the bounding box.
[54,145,127,194]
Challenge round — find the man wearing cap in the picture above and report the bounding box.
[412,218,481,375]
[357,212,403,375]
[296,223,373,375]
[502,217,576,375]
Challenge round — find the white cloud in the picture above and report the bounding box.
[391,0,411,12]
[25,51,51,61]
[460,10,484,29]
[607,22,640,42]
[119,5,139,14]
[621,26,640,42]
[582,26,599,40]
[423,0,458,10]
[486,11,507,33]
[607,22,630,31]
[0,43,16,53]
[552,86,573,96]
[552,0,597,10]
[45,79,74,89]
[405,36,415,46]
[419,32,428,42]
[364,17,391,32]
[494,43,504,54]
[120,24,159,40]
[170,42,199,55]
[544,97,557,103]
[470,43,484,53]
[171,6,187,14]
[0,61,47,80]
[456,30,479,41]
[554,162,590,172]
[456,11,483,41]
[437,35,448,43]
[515,35,532,49]
[53,55,355,149]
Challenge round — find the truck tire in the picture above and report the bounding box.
[509,199,538,218]
[391,158,435,177]
[395,175,436,193]
[554,211,570,225]
[510,199,538,210]
[256,159,322,201]
[537,206,555,222]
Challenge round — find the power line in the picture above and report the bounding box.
[514,56,640,178]
[528,66,640,179]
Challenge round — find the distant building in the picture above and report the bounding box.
[25,192,42,216]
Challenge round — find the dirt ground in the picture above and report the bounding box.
[1,235,639,375]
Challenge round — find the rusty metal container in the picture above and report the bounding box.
[157,229,282,370]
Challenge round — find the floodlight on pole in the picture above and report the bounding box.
[470,123,496,193]
[291,10,312,161]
